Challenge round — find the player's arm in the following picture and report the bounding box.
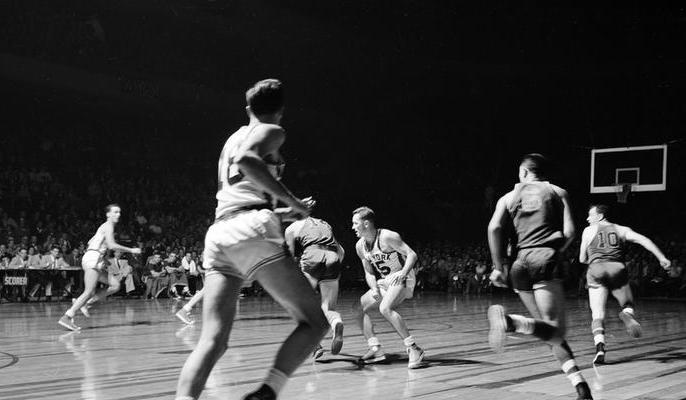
[621,226,671,269]
[384,230,417,285]
[103,224,141,254]
[356,241,379,293]
[284,222,299,261]
[555,186,576,254]
[335,242,345,261]
[488,194,512,287]
[233,125,312,215]
[578,227,593,264]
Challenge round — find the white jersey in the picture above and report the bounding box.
[87,222,110,253]
[215,123,284,219]
[360,229,414,281]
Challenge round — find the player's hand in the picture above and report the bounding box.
[659,258,671,270]
[289,196,316,219]
[131,248,142,255]
[489,268,509,288]
[371,287,381,301]
[388,271,407,286]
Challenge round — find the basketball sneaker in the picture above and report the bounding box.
[618,310,642,338]
[488,305,508,353]
[592,343,605,364]
[312,344,324,360]
[243,384,276,400]
[575,381,593,400]
[331,321,344,355]
[361,345,386,364]
[407,344,425,369]
[176,308,194,325]
[58,315,80,331]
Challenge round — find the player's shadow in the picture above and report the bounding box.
[637,351,686,364]
[317,352,494,369]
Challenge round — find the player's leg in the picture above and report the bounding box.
[359,288,385,363]
[319,278,344,354]
[535,281,592,399]
[612,283,641,338]
[86,271,121,305]
[175,272,242,399]
[378,283,424,368]
[176,288,205,325]
[59,268,100,330]
[588,285,609,363]
[246,259,328,399]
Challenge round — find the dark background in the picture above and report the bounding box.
[1,1,685,250]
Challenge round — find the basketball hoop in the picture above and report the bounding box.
[616,184,632,204]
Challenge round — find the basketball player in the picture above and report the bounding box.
[174,79,328,400]
[580,204,671,364]
[352,206,425,369]
[284,216,346,358]
[487,154,593,400]
[58,204,141,331]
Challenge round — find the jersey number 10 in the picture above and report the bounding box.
[596,231,619,248]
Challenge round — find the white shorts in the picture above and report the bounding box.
[377,273,416,300]
[203,209,289,280]
[82,250,107,271]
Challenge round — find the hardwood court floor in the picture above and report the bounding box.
[2,291,686,400]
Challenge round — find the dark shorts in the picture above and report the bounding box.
[511,247,561,291]
[300,248,341,282]
[587,261,628,290]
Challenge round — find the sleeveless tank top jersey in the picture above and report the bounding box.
[87,223,108,253]
[362,229,413,280]
[215,123,284,219]
[508,181,564,249]
[294,217,339,257]
[587,223,625,264]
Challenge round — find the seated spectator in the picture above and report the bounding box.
[165,252,190,299]
[464,264,491,295]
[181,252,202,295]
[8,248,29,301]
[109,250,136,297]
[144,252,170,299]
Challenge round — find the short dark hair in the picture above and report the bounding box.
[590,204,609,218]
[520,153,550,178]
[246,79,284,115]
[353,206,376,224]
[105,203,120,213]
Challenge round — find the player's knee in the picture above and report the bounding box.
[110,281,121,293]
[378,304,395,319]
[198,336,228,355]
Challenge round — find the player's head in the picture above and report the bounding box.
[246,79,284,123]
[50,245,59,257]
[105,203,121,223]
[587,204,609,225]
[352,206,376,237]
[519,153,549,182]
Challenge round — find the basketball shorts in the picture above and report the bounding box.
[203,209,289,280]
[377,271,416,300]
[587,261,629,290]
[300,248,342,282]
[510,247,561,291]
[82,250,107,272]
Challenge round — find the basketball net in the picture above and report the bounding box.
[616,183,632,204]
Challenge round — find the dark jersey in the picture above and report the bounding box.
[587,223,625,264]
[507,181,564,249]
[292,217,339,258]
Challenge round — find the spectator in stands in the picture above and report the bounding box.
[165,252,189,299]
[145,252,170,299]
[181,251,201,294]
[109,250,136,297]
[27,246,41,268]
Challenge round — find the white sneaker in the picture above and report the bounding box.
[488,305,507,353]
[407,345,425,369]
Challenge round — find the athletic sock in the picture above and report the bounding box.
[263,368,288,395]
[592,318,605,345]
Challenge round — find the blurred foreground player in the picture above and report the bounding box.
[58,204,141,331]
[353,206,425,369]
[580,204,671,364]
[487,154,592,400]
[174,79,327,400]
[285,216,346,358]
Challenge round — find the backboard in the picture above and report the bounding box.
[590,144,667,194]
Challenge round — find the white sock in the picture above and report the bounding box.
[367,337,380,347]
[264,368,288,395]
[403,336,416,347]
